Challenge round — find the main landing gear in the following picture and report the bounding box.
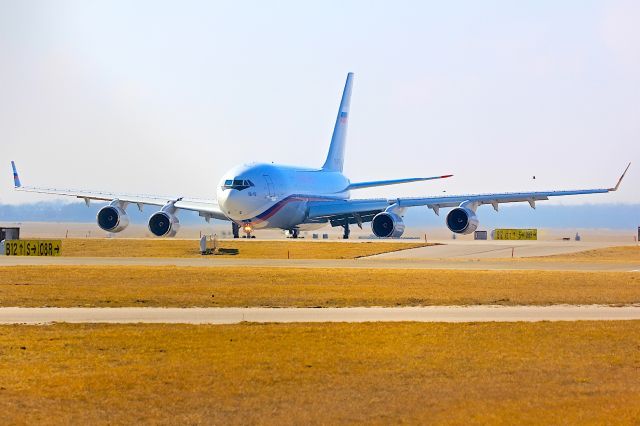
[232,222,240,239]
[342,222,350,239]
[290,229,299,239]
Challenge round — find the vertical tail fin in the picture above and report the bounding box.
[11,161,21,188]
[322,72,354,172]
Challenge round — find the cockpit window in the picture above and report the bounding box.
[222,178,254,191]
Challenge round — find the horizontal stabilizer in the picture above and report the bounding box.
[346,175,452,191]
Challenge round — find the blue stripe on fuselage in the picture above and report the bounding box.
[248,194,345,224]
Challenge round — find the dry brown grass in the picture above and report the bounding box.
[533,245,640,263]
[0,321,639,424]
[60,238,429,259]
[1,266,638,307]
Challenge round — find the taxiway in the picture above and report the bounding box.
[2,305,640,324]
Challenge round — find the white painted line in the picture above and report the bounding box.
[1,306,640,324]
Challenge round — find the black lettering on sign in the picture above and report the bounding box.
[5,240,61,256]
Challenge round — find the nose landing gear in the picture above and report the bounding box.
[232,222,255,238]
[242,224,254,239]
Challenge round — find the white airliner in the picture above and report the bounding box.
[11,73,630,239]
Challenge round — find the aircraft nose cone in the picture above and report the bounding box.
[219,190,244,218]
[217,189,229,210]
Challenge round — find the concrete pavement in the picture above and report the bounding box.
[2,305,640,324]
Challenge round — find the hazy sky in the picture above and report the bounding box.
[1,1,638,206]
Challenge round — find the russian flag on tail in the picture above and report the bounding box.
[11,161,21,188]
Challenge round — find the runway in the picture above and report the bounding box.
[2,305,640,324]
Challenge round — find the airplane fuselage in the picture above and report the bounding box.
[216,163,351,230]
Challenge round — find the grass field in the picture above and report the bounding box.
[535,245,640,263]
[0,321,638,424]
[1,266,638,307]
[59,238,429,258]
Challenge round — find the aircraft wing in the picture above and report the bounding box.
[11,161,229,221]
[307,163,630,226]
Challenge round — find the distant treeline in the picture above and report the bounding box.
[0,201,639,229]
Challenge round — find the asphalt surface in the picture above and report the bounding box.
[2,306,640,324]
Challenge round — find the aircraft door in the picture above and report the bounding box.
[263,175,276,199]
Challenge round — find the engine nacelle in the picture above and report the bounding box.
[446,207,479,235]
[148,211,180,237]
[371,212,405,238]
[97,205,130,233]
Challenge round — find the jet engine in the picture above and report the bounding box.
[148,211,180,237]
[446,207,479,235]
[97,205,130,233]
[371,211,405,238]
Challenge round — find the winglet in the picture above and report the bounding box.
[11,161,21,188]
[609,162,630,191]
